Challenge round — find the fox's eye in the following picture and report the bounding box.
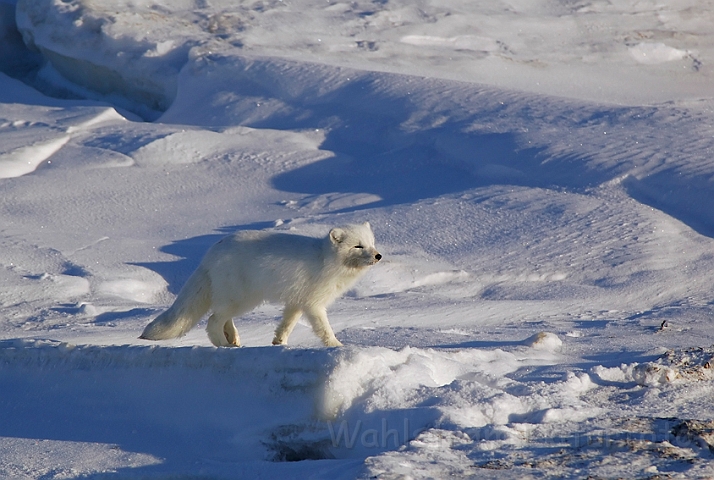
[354,245,363,249]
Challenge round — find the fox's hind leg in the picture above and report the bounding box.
[272,305,302,346]
[207,312,240,347]
[223,319,240,346]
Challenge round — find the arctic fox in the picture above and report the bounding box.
[140,222,381,347]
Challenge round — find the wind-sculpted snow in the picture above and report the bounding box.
[4,0,714,477]
[0,339,336,476]
[14,0,714,233]
[0,337,566,469]
[2,338,713,478]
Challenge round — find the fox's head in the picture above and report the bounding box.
[329,222,382,269]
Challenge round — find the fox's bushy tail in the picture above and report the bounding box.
[140,266,212,341]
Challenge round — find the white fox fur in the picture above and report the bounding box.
[140,222,381,347]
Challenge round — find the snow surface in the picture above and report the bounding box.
[2,0,714,477]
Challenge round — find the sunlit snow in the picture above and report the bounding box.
[1,0,714,478]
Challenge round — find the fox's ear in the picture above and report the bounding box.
[329,228,346,244]
[363,221,371,230]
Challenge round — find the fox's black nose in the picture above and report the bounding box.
[375,253,382,261]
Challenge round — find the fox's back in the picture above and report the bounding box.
[203,230,327,302]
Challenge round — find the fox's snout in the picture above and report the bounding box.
[360,248,382,267]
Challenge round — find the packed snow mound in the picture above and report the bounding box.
[15,336,705,478]
[265,334,608,461]
[0,338,337,475]
[0,337,333,372]
[0,336,597,468]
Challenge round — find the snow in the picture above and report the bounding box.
[1,0,714,477]
[629,42,690,65]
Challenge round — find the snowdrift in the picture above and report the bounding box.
[4,0,714,478]
[0,336,561,477]
[14,0,714,234]
[2,338,714,478]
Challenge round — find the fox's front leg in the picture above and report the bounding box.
[272,305,302,345]
[303,306,343,347]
